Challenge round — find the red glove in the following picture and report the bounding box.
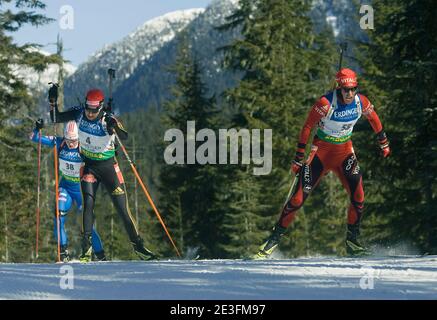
[377,131,391,158]
[291,159,303,174]
[381,145,391,158]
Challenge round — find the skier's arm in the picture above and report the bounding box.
[104,114,128,140]
[291,97,329,173]
[28,119,56,147]
[49,104,80,123]
[29,129,58,147]
[297,97,329,145]
[359,94,383,133]
[360,94,390,157]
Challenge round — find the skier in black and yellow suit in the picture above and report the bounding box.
[51,88,157,261]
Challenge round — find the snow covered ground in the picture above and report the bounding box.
[0,256,436,300]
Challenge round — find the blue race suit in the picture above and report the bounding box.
[30,129,103,253]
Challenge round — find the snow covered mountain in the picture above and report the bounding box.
[112,0,365,112]
[311,0,368,43]
[112,0,241,112]
[12,49,76,93]
[62,0,365,112]
[63,8,204,107]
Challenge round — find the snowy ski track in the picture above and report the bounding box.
[0,256,436,300]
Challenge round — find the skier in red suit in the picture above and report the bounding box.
[255,68,391,258]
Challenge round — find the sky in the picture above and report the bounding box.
[10,0,213,67]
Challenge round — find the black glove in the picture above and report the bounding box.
[291,143,306,174]
[104,114,117,135]
[291,155,304,174]
[377,130,391,158]
[35,118,44,130]
[48,83,58,104]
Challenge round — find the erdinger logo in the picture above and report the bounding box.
[334,109,358,118]
[60,150,81,162]
[79,119,103,135]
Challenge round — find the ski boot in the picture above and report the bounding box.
[79,235,93,263]
[132,237,158,261]
[253,223,287,260]
[345,224,369,256]
[93,250,108,261]
[60,245,70,263]
[94,250,107,262]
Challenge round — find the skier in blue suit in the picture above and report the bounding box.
[30,119,106,262]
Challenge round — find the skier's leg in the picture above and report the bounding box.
[55,187,72,246]
[338,153,364,225]
[81,174,99,238]
[54,187,72,261]
[53,215,67,245]
[80,169,99,261]
[336,153,367,255]
[71,184,105,260]
[103,163,138,242]
[254,154,325,259]
[279,154,325,228]
[102,162,156,260]
[91,228,106,260]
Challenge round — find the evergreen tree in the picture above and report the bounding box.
[117,107,165,258]
[356,0,437,253]
[219,0,337,257]
[0,1,61,262]
[158,35,226,258]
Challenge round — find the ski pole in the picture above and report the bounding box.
[23,114,37,123]
[331,42,348,90]
[114,132,181,257]
[283,172,300,207]
[105,68,180,256]
[49,82,61,262]
[107,68,115,112]
[283,145,318,207]
[338,42,348,71]
[35,128,42,259]
[53,142,61,262]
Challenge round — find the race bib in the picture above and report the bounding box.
[59,158,81,182]
[78,116,116,160]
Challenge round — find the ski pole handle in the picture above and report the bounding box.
[107,69,115,112]
[338,42,348,71]
[331,42,348,90]
[48,82,59,105]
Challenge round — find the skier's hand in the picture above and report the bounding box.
[48,83,58,106]
[377,131,390,158]
[380,144,391,158]
[291,160,303,174]
[104,114,117,135]
[291,149,305,174]
[35,118,44,130]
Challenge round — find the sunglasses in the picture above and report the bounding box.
[85,106,101,114]
[341,87,358,93]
